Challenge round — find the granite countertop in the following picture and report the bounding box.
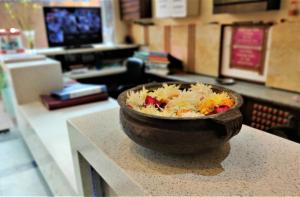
[161,73,300,109]
[68,108,300,196]
[18,98,119,192]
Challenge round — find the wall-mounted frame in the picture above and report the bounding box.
[220,24,271,83]
[230,26,268,75]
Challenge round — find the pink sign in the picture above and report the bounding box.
[231,48,262,68]
[233,28,264,46]
[230,27,266,72]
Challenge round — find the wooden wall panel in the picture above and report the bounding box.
[194,24,220,77]
[170,25,189,69]
[144,26,150,45]
[132,23,220,75]
[164,26,171,52]
[131,24,145,44]
[266,22,300,93]
[187,24,196,72]
[148,26,164,51]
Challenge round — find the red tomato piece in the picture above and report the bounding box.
[145,96,162,108]
[214,105,230,113]
[145,96,157,105]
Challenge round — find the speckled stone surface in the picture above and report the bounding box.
[69,108,300,196]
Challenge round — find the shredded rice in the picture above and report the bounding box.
[126,83,235,117]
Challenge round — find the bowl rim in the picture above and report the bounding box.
[117,82,243,120]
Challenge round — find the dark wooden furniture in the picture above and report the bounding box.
[241,96,300,142]
[119,0,152,21]
[48,47,138,72]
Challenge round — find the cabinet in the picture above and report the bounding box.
[241,96,300,143]
[119,0,152,21]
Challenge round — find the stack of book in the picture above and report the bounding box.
[134,51,170,75]
[41,83,108,110]
[147,52,170,75]
[147,51,170,66]
[133,51,149,61]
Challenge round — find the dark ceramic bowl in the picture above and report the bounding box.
[117,82,243,154]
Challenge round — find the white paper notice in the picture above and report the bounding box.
[171,0,187,17]
[155,0,172,18]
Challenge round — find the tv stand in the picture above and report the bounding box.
[30,44,139,57]
[29,44,140,72]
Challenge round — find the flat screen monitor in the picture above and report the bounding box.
[43,7,102,47]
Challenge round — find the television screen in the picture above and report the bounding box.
[43,7,102,47]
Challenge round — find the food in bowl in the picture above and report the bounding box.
[126,83,235,118]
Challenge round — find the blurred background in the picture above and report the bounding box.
[0,0,299,196]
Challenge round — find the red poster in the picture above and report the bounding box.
[230,26,267,74]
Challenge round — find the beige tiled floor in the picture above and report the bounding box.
[0,100,52,196]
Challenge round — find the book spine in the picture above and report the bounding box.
[61,86,107,100]
[149,52,167,57]
[49,93,109,110]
